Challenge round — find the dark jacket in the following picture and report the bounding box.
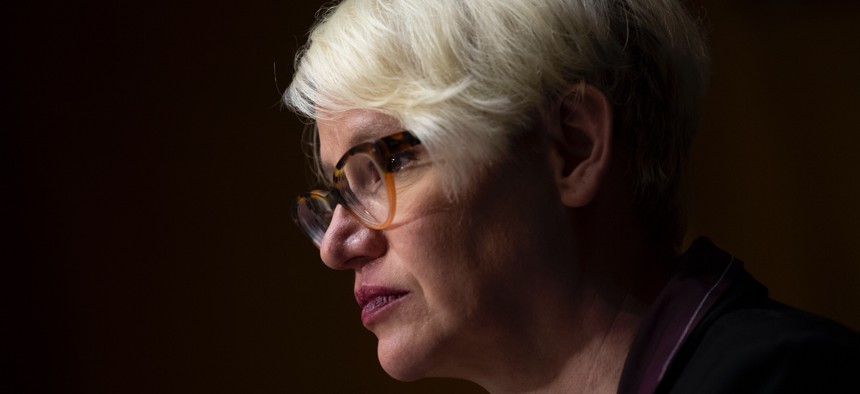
[620,238,860,393]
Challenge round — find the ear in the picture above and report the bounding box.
[549,84,613,208]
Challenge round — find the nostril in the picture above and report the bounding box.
[320,206,387,270]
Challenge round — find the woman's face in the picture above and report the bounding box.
[316,109,576,381]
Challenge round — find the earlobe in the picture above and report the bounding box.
[550,84,613,208]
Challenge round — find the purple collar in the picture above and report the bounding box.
[617,238,740,394]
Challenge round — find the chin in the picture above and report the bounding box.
[376,336,435,382]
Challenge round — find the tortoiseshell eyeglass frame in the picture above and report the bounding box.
[291,131,422,248]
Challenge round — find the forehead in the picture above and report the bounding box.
[317,109,402,174]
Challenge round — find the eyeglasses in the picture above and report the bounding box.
[291,131,423,247]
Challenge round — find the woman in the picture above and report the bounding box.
[285,1,859,392]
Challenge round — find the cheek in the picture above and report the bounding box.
[387,196,486,312]
[388,170,475,269]
[391,200,471,283]
[387,158,564,313]
[390,184,529,313]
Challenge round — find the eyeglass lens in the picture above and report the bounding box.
[296,151,392,246]
[339,152,391,226]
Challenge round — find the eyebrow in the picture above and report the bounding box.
[318,126,382,181]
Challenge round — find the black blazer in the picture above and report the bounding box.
[657,264,860,393]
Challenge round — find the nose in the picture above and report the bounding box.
[319,205,387,270]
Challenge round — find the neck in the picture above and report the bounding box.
[477,207,675,393]
[472,276,657,394]
[469,241,672,393]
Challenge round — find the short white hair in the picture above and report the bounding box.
[285,0,709,241]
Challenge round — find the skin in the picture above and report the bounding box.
[315,85,675,393]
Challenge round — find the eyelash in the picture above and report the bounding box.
[389,150,417,172]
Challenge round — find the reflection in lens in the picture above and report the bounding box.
[340,152,390,227]
[298,194,333,245]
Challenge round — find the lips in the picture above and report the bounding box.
[355,286,408,325]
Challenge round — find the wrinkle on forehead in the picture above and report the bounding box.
[317,109,403,176]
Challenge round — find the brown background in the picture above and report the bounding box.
[9,0,859,392]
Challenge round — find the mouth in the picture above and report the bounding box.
[355,286,409,326]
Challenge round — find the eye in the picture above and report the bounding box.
[389,150,417,172]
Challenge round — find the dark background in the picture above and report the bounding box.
[9,1,860,392]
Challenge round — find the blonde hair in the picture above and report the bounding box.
[285,0,709,242]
